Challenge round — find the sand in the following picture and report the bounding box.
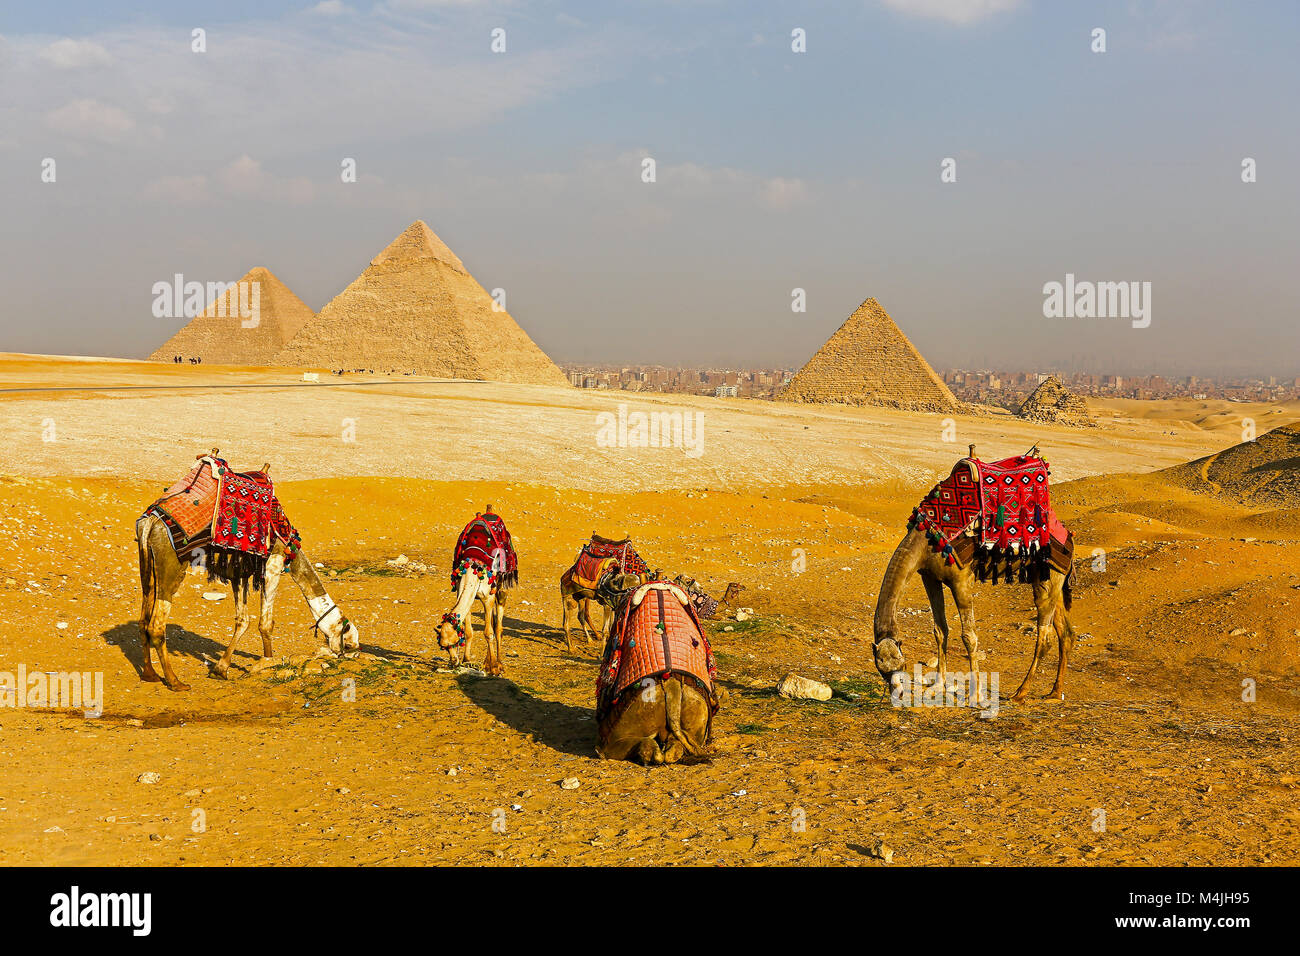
[0,354,1296,866]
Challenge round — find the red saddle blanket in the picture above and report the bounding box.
[567,534,648,590]
[145,456,299,560]
[596,582,717,723]
[909,454,1070,570]
[451,513,518,589]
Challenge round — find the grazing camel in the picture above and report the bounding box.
[135,513,359,690]
[872,524,1076,703]
[437,563,507,676]
[438,506,516,675]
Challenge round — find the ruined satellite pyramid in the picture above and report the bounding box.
[782,298,959,412]
[274,221,566,385]
[1017,375,1093,426]
[150,267,314,365]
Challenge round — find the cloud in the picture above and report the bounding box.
[878,0,1023,25]
[309,1,350,15]
[41,38,112,69]
[45,98,133,141]
[217,155,316,203]
[142,174,211,204]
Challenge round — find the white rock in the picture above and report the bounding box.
[202,591,226,601]
[777,673,833,701]
[137,772,161,785]
[560,777,581,790]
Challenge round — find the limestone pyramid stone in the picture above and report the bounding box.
[274,221,566,385]
[782,298,959,412]
[150,267,314,365]
[1017,375,1093,426]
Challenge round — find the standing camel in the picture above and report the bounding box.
[438,506,517,676]
[438,564,507,676]
[872,524,1075,703]
[135,514,359,690]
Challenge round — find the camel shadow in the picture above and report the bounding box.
[455,674,595,758]
[102,620,231,677]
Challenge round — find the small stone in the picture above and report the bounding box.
[776,673,833,701]
[560,777,581,790]
[868,840,894,863]
[734,609,751,622]
[202,591,226,601]
[137,772,161,785]
[55,622,69,630]
[336,787,351,794]
[183,788,202,798]
[388,554,410,566]
[1229,628,1248,637]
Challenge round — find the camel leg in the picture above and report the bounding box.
[213,577,252,679]
[561,589,579,653]
[951,576,980,705]
[1012,575,1053,703]
[580,598,599,644]
[1047,574,1076,700]
[140,543,187,690]
[920,573,949,689]
[259,553,285,659]
[492,593,506,675]
[482,594,503,676]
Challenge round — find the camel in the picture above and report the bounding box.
[872,524,1076,704]
[437,505,515,676]
[559,563,606,652]
[135,513,359,691]
[594,577,715,764]
[597,676,713,764]
[437,563,507,676]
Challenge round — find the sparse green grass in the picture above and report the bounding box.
[734,722,772,735]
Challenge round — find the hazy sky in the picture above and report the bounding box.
[3,0,1297,377]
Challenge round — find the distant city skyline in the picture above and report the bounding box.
[4,1,1297,378]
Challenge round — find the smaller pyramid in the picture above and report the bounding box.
[782,298,958,412]
[150,267,314,365]
[1017,376,1093,426]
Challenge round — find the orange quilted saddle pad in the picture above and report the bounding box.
[608,583,714,701]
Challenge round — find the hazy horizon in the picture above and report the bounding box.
[3,0,1297,379]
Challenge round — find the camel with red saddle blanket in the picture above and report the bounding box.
[438,507,518,675]
[596,579,718,764]
[559,533,654,654]
[135,450,359,691]
[873,446,1078,703]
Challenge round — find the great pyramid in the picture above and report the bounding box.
[150,267,314,365]
[274,221,566,385]
[782,298,959,412]
[1018,375,1093,426]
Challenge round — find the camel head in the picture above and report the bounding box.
[872,627,907,693]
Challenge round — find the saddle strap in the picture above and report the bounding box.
[657,588,672,672]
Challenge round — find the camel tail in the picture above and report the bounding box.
[135,516,156,622]
[663,678,707,758]
[1062,566,1073,612]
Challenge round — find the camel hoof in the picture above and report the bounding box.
[209,666,229,681]
[141,670,162,683]
[1044,690,1065,701]
[167,681,191,692]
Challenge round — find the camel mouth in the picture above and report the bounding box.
[873,637,906,682]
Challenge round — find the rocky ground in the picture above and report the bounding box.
[0,355,1296,865]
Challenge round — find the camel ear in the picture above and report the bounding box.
[211,447,220,456]
[485,502,493,513]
